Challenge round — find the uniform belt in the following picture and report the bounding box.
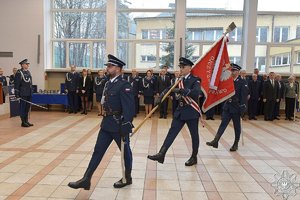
[179,100,188,107]
[227,98,239,103]
[104,111,121,116]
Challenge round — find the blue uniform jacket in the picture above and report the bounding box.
[101,75,135,133]
[14,69,32,97]
[223,76,248,114]
[65,72,80,92]
[0,76,7,86]
[173,74,201,121]
[141,77,156,97]
[94,76,107,95]
[127,75,141,96]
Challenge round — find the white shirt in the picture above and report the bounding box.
[83,76,86,87]
[110,75,120,83]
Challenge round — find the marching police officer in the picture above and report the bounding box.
[148,57,203,166]
[206,63,248,151]
[14,59,34,127]
[65,65,80,114]
[127,68,141,116]
[68,54,135,190]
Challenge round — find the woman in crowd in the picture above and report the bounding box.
[284,76,298,120]
[87,69,94,111]
[141,70,156,117]
[79,69,93,115]
[94,69,107,116]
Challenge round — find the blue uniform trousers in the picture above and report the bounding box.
[134,95,139,114]
[67,91,78,112]
[216,110,241,141]
[87,129,133,174]
[20,96,31,118]
[162,117,199,154]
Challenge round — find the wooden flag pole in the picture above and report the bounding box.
[130,79,181,137]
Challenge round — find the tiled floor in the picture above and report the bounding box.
[0,111,300,199]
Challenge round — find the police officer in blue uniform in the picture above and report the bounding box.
[127,69,141,116]
[68,54,135,190]
[14,59,33,127]
[148,57,204,166]
[206,63,248,151]
[65,65,80,114]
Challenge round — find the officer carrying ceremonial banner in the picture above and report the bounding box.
[68,54,135,190]
[148,57,204,166]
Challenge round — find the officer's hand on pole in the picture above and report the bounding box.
[276,99,279,102]
[263,98,267,102]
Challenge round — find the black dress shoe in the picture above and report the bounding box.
[26,121,34,126]
[210,117,215,120]
[206,117,210,120]
[21,122,30,127]
[163,115,167,119]
[68,111,73,114]
[159,115,163,119]
[185,156,197,166]
[230,142,238,152]
[68,170,92,190]
[275,117,280,120]
[147,147,167,164]
[113,177,132,188]
[253,117,257,120]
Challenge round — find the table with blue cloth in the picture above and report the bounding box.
[32,93,68,111]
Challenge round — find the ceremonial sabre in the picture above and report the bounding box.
[18,98,49,110]
[120,137,126,183]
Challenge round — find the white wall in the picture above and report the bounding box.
[0,0,45,90]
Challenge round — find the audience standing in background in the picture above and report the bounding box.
[141,70,156,117]
[87,69,94,112]
[94,70,107,116]
[0,68,7,103]
[79,69,93,115]
[274,74,284,119]
[248,74,261,120]
[127,68,141,117]
[263,72,279,121]
[284,76,298,120]
[156,69,171,119]
[9,67,17,85]
[65,65,80,114]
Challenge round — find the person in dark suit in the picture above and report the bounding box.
[79,69,93,115]
[291,74,300,111]
[87,69,94,112]
[120,71,128,81]
[170,70,181,115]
[141,70,156,117]
[239,69,249,120]
[156,69,171,118]
[68,54,135,190]
[163,65,174,80]
[65,65,80,114]
[263,72,279,121]
[9,67,18,85]
[206,63,248,151]
[148,57,203,166]
[274,74,284,120]
[0,67,7,103]
[284,76,298,120]
[94,69,107,116]
[127,69,141,116]
[14,59,34,127]
[248,74,261,120]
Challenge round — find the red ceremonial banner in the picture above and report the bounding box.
[191,35,235,113]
